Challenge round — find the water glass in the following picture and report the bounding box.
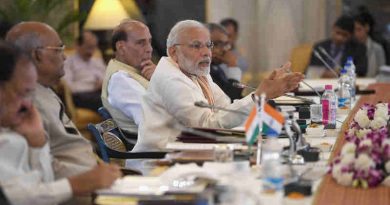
[213,144,234,162]
[310,104,322,123]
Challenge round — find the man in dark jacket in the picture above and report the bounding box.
[206,23,243,101]
[306,15,367,78]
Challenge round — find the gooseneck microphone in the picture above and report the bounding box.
[313,50,339,78]
[232,82,317,103]
[318,46,342,70]
[194,101,248,116]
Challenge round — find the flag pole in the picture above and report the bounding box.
[256,93,266,165]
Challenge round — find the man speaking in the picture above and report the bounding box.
[133,20,304,151]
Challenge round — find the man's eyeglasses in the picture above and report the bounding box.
[213,41,231,50]
[174,41,214,50]
[37,45,66,53]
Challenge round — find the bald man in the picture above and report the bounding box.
[101,20,155,140]
[6,22,97,179]
[63,31,105,111]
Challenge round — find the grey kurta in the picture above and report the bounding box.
[33,84,96,178]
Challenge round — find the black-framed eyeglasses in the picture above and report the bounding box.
[213,41,231,50]
[37,45,66,53]
[174,41,214,50]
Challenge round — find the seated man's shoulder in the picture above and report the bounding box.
[314,39,331,48]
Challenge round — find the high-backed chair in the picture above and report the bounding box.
[53,80,102,140]
[290,43,313,73]
[87,119,167,165]
[98,107,112,120]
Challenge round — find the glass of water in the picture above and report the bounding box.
[213,144,234,162]
[310,104,322,123]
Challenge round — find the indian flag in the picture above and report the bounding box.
[244,106,260,145]
[244,103,285,145]
[261,103,285,136]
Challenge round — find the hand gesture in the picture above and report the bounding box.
[69,163,122,196]
[255,62,304,99]
[222,50,238,67]
[140,60,156,80]
[13,105,46,147]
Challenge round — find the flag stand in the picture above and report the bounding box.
[255,93,266,165]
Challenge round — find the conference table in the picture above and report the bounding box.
[96,79,389,205]
[313,82,390,205]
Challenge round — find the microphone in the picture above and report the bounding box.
[194,101,248,116]
[313,50,339,78]
[318,46,342,70]
[232,82,256,90]
[233,82,317,104]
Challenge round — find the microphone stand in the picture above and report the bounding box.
[318,46,342,71]
[232,82,317,104]
[313,50,339,78]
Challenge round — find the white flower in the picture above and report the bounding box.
[356,129,371,138]
[354,154,375,172]
[370,117,387,130]
[385,161,390,173]
[335,172,354,186]
[382,176,390,187]
[347,127,356,136]
[383,139,390,149]
[341,142,356,156]
[375,103,389,119]
[332,164,342,178]
[340,153,355,166]
[354,109,370,128]
[359,139,373,149]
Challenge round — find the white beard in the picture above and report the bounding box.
[178,52,210,77]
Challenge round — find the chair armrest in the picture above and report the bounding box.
[107,149,168,159]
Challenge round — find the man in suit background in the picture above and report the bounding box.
[207,23,243,101]
[306,15,367,78]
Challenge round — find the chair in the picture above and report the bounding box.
[97,106,138,146]
[290,43,313,73]
[87,119,167,164]
[53,80,102,139]
[98,107,112,120]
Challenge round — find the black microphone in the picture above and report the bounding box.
[194,101,248,116]
[232,82,317,104]
[313,50,339,78]
[318,46,342,70]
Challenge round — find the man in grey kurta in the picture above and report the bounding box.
[6,21,96,179]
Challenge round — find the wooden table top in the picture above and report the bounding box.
[314,83,390,205]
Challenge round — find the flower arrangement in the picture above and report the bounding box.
[330,103,390,188]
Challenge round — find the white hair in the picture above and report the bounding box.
[166,20,206,56]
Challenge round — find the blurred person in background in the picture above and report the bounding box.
[306,15,367,78]
[354,8,386,77]
[63,31,105,111]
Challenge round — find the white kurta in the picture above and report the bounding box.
[133,57,254,152]
[108,71,146,126]
[0,129,72,205]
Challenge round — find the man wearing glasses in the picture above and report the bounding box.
[207,23,243,101]
[5,22,98,193]
[132,20,304,152]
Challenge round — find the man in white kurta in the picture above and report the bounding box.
[133,20,304,152]
[101,20,156,136]
[0,129,72,205]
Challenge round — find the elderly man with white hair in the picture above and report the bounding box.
[133,20,304,151]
